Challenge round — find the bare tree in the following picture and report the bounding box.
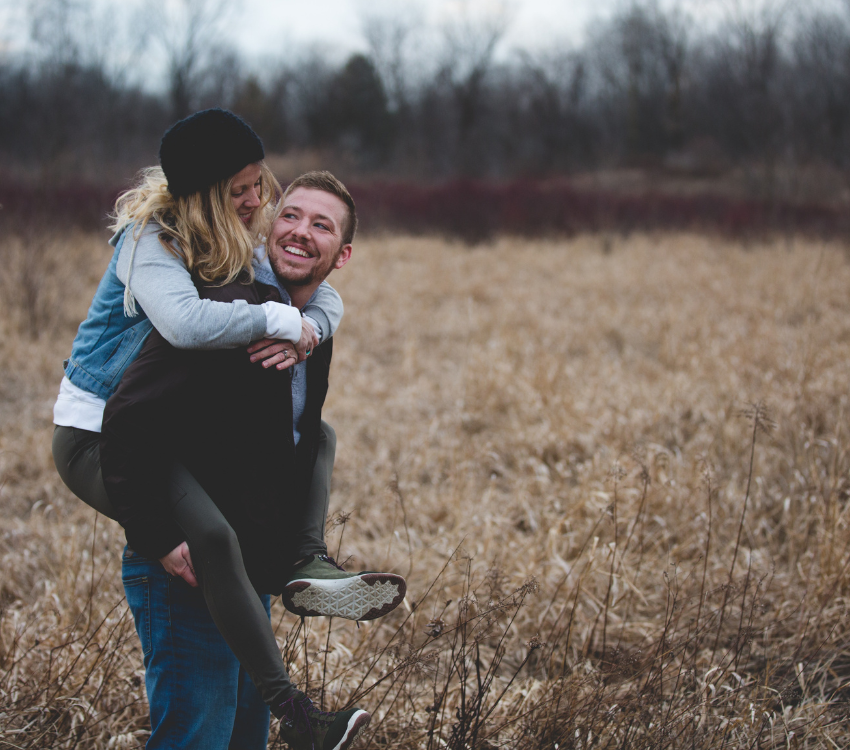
[13,0,156,179]
[436,0,513,174]
[25,0,148,79]
[697,0,792,198]
[26,0,86,66]
[590,1,690,160]
[153,0,232,120]
[361,8,424,115]
[791,5,850,165]
[7,0,850,188]
[511,48,593,172]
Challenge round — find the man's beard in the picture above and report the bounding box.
[269,246,341,288]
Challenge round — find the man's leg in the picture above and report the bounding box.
[231,658,272,750]
[281,421,407,621]
[122,548,271,750]
[292,420,336,559]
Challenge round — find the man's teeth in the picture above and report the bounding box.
[285,246,310,258]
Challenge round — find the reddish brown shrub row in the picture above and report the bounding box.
[2,178,848,242]
[351,179,850,243]
[0,182,121,233]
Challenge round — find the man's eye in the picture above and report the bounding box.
[315,223,329,231]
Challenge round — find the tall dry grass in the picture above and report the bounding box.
[1,229,849,748]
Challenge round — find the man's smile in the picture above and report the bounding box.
[281,244,313,259]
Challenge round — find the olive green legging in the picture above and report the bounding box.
[52,421,335,713]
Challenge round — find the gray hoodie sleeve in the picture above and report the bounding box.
[302,281,343,341]
[116,224,268,350]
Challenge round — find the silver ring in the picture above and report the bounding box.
[283,350,289,358]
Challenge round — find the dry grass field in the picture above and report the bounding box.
[1,229,850,748]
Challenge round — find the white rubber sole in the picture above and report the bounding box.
[331,709,371,750]
[282,573,406,620]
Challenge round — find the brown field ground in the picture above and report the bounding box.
[1,230,850,748]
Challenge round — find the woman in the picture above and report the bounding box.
[52,109,371,750]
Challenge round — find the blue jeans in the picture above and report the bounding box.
[122,548,271,750]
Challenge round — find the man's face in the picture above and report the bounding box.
[268,187,352,287]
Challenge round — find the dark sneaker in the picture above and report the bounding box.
[281,554,407,621]
[278,691,370,750]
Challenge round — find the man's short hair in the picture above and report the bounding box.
[281,171,357,245]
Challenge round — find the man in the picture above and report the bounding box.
[101,172,401,749]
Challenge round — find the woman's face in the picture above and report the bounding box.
[230,162,263,226]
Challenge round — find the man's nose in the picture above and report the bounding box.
[292,216,312,238]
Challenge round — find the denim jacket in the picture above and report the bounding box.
[63,229,154,400]
[63,224,343,403]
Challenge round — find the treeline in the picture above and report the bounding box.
[2,1,850,200]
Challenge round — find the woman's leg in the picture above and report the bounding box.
[55,425,296,713]
[52,425,117,518]
[167,461,297,713]
[293,420,336,560]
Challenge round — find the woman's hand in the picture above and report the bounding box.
[293,318,319,362]
[159,542,198,587]
[247,319,318,371]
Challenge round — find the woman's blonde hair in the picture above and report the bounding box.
[109,162,280,285]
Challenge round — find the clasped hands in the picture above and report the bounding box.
[247,316,318,370]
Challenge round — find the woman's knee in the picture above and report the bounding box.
[52,426,114,516]
[319,421,336,455]
[193,519,241,562]
[52,426,75,484]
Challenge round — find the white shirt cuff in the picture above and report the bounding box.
[262,301,302,341]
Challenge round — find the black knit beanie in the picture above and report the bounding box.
[159,108,265,198]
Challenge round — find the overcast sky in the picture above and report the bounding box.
[0,0,620,62]
[167,0,791,61]
[1,0,843,74]
[231,0,619,57]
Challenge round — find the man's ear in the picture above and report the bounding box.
[334,244,352,270]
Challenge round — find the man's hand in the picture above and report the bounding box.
[248,320,318,371]
[248,338,296,369]
[159,542,198,587]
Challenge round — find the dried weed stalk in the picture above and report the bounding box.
[2,230,850,747]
